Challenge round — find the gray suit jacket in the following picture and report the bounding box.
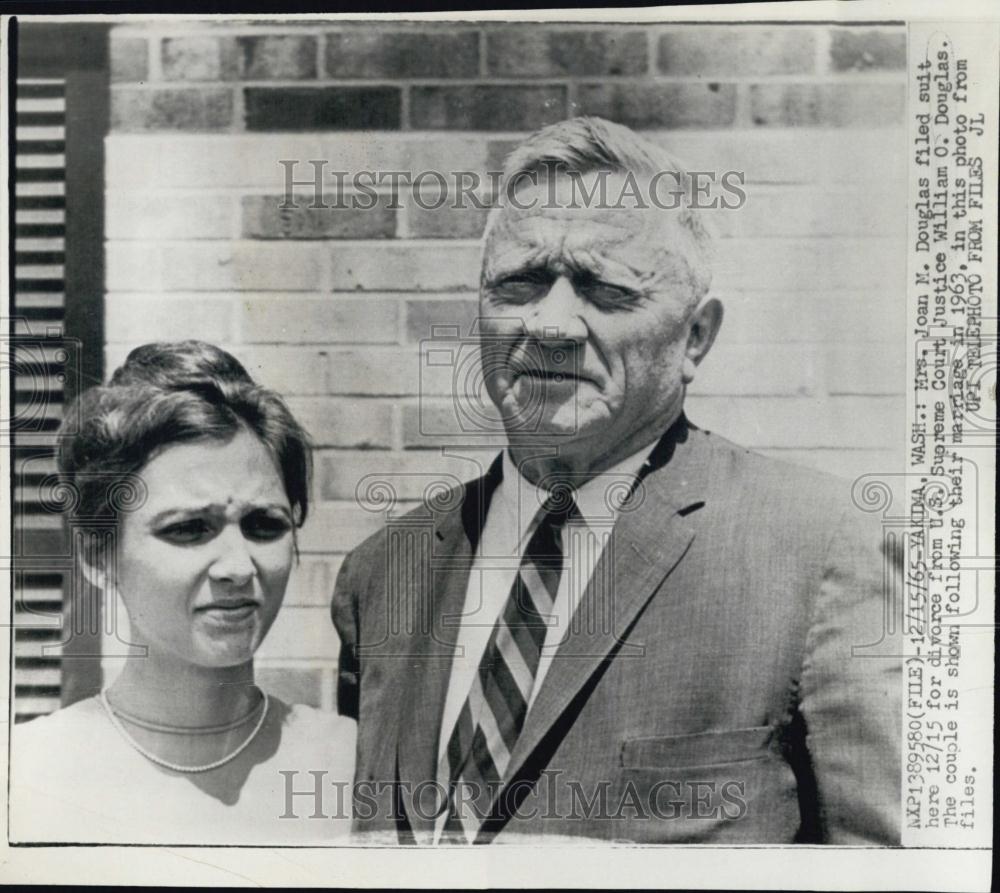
[331,418,902,844]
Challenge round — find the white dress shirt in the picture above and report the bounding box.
[435,444,653,776]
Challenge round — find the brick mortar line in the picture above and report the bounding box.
[381,393,905,405]
[228,192,243,243]
[104,291,478,301]
[231,79,246,133]
[733,82,753,128]
[284,345,484,354]
[320,669,335,712]
[815,24,833,76]
[394,191,411,238]
[227,218,244,343]
[315,30,326,79]
[103,290,899,301]
[110,237,486,246]
[107,229,902,246]
[146,35,163,81]
[114,185,504,197]
[113,25,491,37]
[318,244,334,292]
[390,404,404,452]
[235,341,406,350]
[111,72,908,88]
[399,82,411,132]
[104,125,905,139]
[109,23,907,36]
[108,234,902,246]
[757,446,901,452]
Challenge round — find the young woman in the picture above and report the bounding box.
[10,341,355,844]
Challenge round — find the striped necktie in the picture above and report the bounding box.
[438,490,576,843]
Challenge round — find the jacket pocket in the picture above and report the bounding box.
[620,725,779,769]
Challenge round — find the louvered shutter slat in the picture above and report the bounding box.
[12,77,69,724]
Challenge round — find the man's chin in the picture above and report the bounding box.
[505,426,578,446]
[497,395,577,438]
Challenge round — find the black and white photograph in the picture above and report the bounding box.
[1,2,995,889]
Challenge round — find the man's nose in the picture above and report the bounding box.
[208,526,255,587]
[524,276,587,343]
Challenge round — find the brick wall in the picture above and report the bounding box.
[103,20,908,707]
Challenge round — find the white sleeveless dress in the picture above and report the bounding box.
[8,694,357,845]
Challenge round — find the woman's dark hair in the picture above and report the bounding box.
[57,341,312,530]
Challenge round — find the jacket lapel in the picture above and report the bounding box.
[395,456,502,840]
[502,422,712,789]
[392,424,714,839]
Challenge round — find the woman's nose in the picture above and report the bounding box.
[208,527,255,586]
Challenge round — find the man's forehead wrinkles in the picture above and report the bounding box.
[488,223,673,283]
[502,202,646,232]
[485,237,549,273]
[484,195,702,291]
[492,214,642,260]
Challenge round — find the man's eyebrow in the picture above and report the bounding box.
[561,249,638,285]
[486,242,548,272]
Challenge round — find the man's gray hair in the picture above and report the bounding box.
[487,116,713,301]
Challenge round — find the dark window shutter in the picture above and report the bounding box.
[12,77,70,723]
[10,22,109,721]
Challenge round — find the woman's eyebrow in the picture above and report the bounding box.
[149,505,217,524]
[245,504,293,517]
[150,502,290,524]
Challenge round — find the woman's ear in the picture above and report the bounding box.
[682,298,724,384]
[78,532,111,591]
[80,555,107,590]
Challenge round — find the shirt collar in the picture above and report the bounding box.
[496,442,654,549]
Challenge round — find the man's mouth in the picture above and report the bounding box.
[518,369,588,383]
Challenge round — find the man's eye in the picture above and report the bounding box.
[489,273,551,303]
[158,519,213,544]
[242,513,291,542]
[576,279,637,308]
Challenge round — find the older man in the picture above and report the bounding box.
[332,117,901,845]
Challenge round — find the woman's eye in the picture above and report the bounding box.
[158,519,213,544]
[242,514,291,542]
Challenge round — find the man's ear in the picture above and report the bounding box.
[682,298,724,384]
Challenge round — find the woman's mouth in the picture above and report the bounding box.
[195,601,259,623]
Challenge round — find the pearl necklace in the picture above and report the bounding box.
[111,700,264,735]
[99,688,269,774]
